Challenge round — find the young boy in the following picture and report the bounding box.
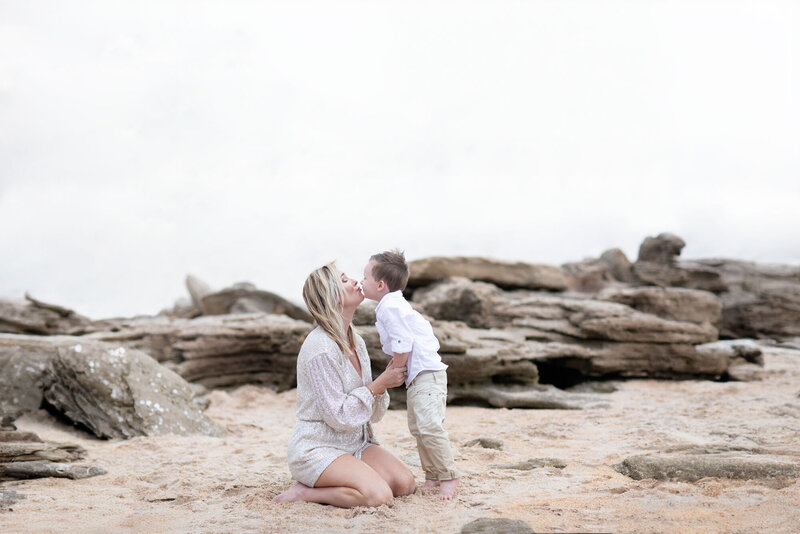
[361,249,460,500]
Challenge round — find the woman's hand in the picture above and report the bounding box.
[371,359,407,394]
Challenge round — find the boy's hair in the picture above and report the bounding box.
[370,249,409,292]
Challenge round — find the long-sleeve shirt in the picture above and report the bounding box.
[287,326,389,487]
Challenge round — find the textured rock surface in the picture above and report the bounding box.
[0,428,105,482]
[200,282,312,322]
[88,314,311,390]
[0,294,92,335]
[460,518,534,534]
[489,458,566,470]
[413,278,718,345]
[408,256,567,291]
[0,334,224,439]
[596,286,721,325]
[615,448,800,482]
[637,233,686,264]
[694,259,800,338]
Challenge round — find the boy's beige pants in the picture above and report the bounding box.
[406,370,460,481]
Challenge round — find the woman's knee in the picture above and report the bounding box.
[362,481,393,507]
[393,470,416,497]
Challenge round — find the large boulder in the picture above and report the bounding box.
[408,257,567,291]
[88,313,312,390]
[0,334,225,439]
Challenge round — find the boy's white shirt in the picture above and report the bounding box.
[374,290,447,387]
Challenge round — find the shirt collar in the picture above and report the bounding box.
[375,290,404,314]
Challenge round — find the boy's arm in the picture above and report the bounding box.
[392,352,409,369]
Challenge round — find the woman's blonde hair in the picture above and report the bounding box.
[302,262,357,355]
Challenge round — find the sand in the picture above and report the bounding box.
[2,346,799,533]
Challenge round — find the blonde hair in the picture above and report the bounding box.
[302,262,357,355]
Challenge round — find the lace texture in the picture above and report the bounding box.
[286,327,389,487]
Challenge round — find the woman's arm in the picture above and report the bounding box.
[306,353,376,433]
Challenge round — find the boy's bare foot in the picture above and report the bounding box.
[438,478,459,500]
[273,482,309,503]
[423,479,440,490]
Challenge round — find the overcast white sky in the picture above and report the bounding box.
[1,1,798,318]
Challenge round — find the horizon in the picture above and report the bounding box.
[2,1,798,318]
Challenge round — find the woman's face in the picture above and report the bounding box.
[340,271,364,310]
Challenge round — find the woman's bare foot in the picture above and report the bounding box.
[438,478,459,500]
[423,479,440,490]
[273,482,309,503]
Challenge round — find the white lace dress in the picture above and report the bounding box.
[287,326,389,487]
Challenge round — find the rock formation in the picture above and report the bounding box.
[407,256,567,291]
[0,334,225,439]
[0,419,106,482]
[0,294,92,336]
[87,313,310,390]
[615,447,800,483]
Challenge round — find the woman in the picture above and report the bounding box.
[274,262,416,507]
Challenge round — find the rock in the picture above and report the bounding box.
[200,284,312,323]
[353,300,378,326]
[408,257,567,291]
[693,259,800,339]
[0,461,106,480]
[0,429,106,482]
[414,278,718,344]
[463,438,504,450]
[0,442,86,463]
[412,278,501,329]
[615,448,800,482]
[0,334,225,439]
[637,233,686,264]
[725,363,766,382]
[0,294,92,335]
[88,313,311,390]
[0,431,39,442]
[597,286,721,325]
[186,275,214,312]
[529,340,729,379]
[695,339,764,367]
[159,297,201,319]
[600,248,637,283]
[489,458,566,470]
[451,384,607,410]
[561,258,615,292]
[632,260,728,292]
[460,518,534,534]
[579,313,717,344]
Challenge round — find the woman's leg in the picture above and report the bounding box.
[360,445,416,497]
[274,454,393,508]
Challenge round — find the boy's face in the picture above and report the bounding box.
[361,261,385,301]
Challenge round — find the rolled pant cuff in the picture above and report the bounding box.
[424,469,461,481]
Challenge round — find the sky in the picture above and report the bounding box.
[1,1,798,318]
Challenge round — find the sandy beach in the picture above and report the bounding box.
[2,345,799,533]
